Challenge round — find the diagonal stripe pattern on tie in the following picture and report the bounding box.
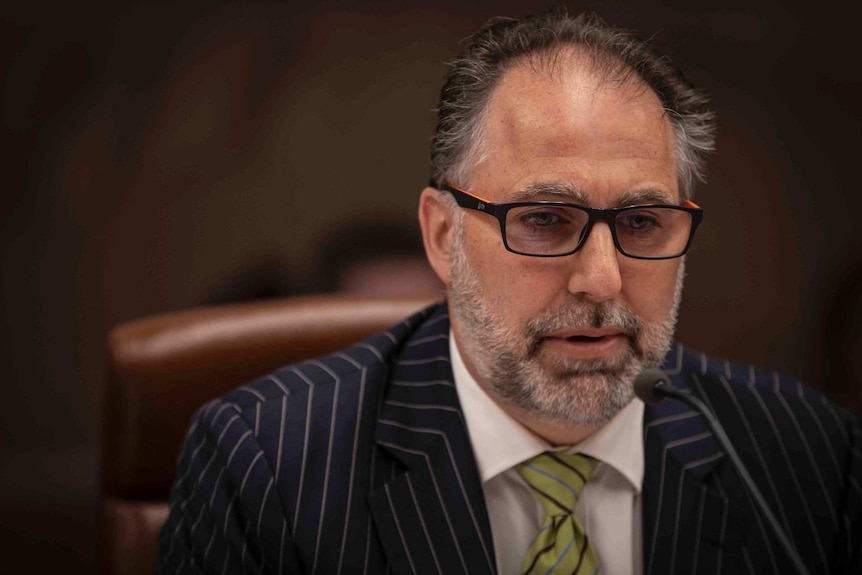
[516,452,601,575]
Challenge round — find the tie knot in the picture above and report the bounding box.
[517,452,598,516]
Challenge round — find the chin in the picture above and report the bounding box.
[492,353,640,427]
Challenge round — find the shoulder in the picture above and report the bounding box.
[661,344,862,572]
[664,343,859,458]
[212,301,450,415]
[666,343,844,416]
[170,300,451,503]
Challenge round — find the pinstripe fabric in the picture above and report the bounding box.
[157,303,495,575]
[644,343,862,575]
[158,304,862,574]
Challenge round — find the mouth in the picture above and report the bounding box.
[565,334,605,342]
[551,327,626,340]
[539,329,629,359]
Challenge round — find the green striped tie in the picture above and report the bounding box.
[516,452,601,575]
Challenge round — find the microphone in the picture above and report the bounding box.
[633,368,673,405]
[634,369,812,575]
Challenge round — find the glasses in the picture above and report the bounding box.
[443,184,703,259]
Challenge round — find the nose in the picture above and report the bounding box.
[566,222,623,301]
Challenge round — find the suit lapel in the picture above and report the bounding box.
[365,322,764,575]
[369,305,497,575]
[642,344,757,574]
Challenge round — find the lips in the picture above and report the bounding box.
[548,328,627,341]
[539,328,629,359]
[565,334,607,342]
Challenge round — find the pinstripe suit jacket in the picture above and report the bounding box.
[158,302,862,574]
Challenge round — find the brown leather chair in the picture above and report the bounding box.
[99,293,439,575]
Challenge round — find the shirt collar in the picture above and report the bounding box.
[450,331,644,493]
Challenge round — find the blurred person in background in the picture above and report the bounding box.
[315,217,444,297]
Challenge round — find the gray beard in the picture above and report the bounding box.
[448,230,683,428]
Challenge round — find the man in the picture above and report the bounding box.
[158,9,861,575]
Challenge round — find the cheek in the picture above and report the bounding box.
[463,222,567,315]
[622,260,681,322]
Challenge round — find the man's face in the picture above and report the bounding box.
[441,54,684,432]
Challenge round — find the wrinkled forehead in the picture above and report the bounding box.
[464,50,678,205]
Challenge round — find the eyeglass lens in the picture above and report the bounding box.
[504,205,693,257]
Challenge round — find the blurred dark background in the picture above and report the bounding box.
[2,0,860,571]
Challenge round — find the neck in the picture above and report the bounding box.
[499,400,602,446]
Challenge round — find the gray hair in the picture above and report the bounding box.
[429,8,716,199]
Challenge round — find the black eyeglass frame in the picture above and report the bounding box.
[442,184,703,260]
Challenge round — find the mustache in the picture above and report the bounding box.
[524,300,644,357]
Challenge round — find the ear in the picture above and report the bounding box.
[418,186,456,286]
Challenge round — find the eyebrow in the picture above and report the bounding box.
[508,183,676,207]
[509,183,588,204]
[616,188,676,207]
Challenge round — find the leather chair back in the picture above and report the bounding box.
[99,294,439,575]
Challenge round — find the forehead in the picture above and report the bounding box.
[471,51,678,204]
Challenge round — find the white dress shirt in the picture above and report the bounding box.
[450,333,644,575]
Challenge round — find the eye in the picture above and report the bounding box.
[520,209,564,228]
[618,210,662,233]
[506,205,586,244]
